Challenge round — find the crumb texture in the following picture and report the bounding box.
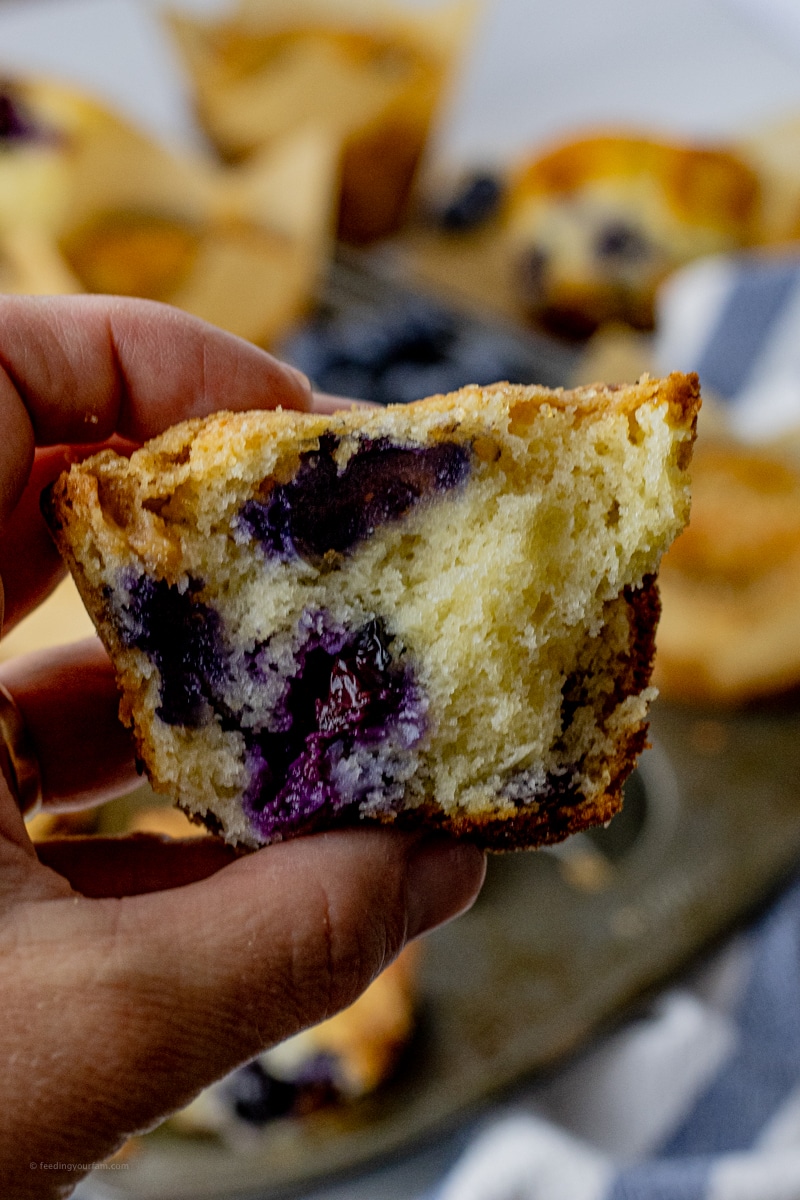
[48,375,698,848]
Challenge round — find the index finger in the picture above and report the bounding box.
[0,294,313,526]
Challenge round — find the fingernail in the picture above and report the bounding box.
[286,367,315,406]
[405,840,486,940]
[284,363,311,390]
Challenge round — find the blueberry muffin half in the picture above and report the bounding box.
[46,376,698,849]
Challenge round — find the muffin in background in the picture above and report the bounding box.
[168,0,473,243]
[0,226,81,295]
[0,75,338,349]
[503,133,761,337]
[403,132,764,340]
[0,77,132,234]
[169,943,422,1141]
[737,114,800,245]
[655,440,800,705]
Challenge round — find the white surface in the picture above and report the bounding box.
[726,0,800,56]
[438,0,800,165]
[1,0,800,164]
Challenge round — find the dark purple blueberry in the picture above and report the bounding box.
[113,573,227,727]
[240,492,295,560]
[439,172,504,232]
[243,613,427,840]
[224,1061,296,1125]
[316,618,393,734]
[0,87,47,145]
[239,435,470,563]
[595,222,651,263]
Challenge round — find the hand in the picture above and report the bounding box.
[0,296,486,1197]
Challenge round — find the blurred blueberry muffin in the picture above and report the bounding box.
[0,74,337,347]
[171,943,421,1138]
[504,133,761,337]
[46,376,698,850]
[168,0,472,243]
[656,441,800,704]
[0,76,124,235]
[406,135,761,340]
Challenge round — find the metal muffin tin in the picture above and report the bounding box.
[87,257,800,1199]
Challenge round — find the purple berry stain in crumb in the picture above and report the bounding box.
[238,434,470,563]
[243,613,427,841]
[109,574,426,837]
[111,572,228,728]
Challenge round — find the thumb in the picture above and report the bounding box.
[11,830,484,1181]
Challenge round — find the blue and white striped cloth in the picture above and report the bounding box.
[433,875,800,1200]
[655,252,800,443]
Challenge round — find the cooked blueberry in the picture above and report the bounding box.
[0,88,41,143]
[243,613,427,839]
[113,573,226,727]
[316,618,393,734]
[239,435,470,562]
[439,172,504,232]
[225,1061,296,1124]
[595,222,651,263]
[240,493,294,559]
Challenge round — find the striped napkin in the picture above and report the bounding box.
[655,252,800,443]
[432,875,800,1200]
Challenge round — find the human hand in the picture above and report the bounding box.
[0,296,486,1198]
